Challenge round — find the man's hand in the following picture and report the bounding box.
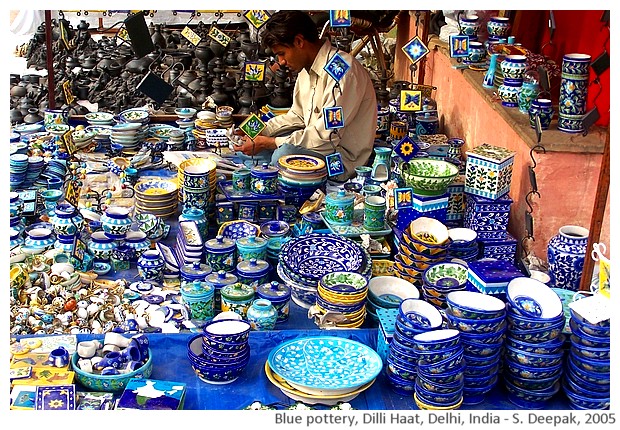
[235,135,277,155]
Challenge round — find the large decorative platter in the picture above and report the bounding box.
[217,180,284,202]
[280,233,365,281]
[267,336,382,396]
[264,361,374,405]
[278,155,326,172]
[320,209,391,238]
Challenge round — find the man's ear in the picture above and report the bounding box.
[294,34,305,48]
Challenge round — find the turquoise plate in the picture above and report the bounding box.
[267,336,382,395]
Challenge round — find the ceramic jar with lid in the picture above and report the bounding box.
[236,235,268,262]
[179,207,208,242]
[205,270,239,312]
[235,258,271,291]
[324,189,355,226]
[250,163,279,195]
[181,261,213,283]
[256,281,291,322]
[180,280,215,322]
[124,230,150,260]
[246,299,278,331]
[204,235,237,272]
[415,110,439,136]
[137,249,165,282]
[100,207,132,239]
[88,231,117,261]
[51,203,85,236]
[220,282,255,317]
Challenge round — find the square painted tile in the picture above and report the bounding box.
[243,10,271,29]
[330,10,351,27]
[239,113,266,140]
[402,35,430,65]
[400,90,423,112]
[393,136,420,162]
[326,152,345,176]
[324,52,351,82]
[394,187,414,210]
[323,106,345,129]
[449,34,469,57]
[244,61,265,82]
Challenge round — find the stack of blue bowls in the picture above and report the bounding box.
[10,153,29,190]
[446,228,480,262]
[41,159,67,187]
[186,319,251,385]
[22,155,46,188]
[385,298,443,396]
[413,329,465,410]
[502,277,565,409]
[445,290,506,404]
[563,306,610,409]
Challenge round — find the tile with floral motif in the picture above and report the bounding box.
[393,136,420,162]
[244,10,271,29]
[402,35,430,64]
[330,10,351,27]
[239,113,266,140]
[35,384,76,410]
[324,52,350,82]
[244,61,266,82]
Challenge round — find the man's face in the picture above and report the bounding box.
[270,35,306,73]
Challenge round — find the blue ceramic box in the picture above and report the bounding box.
[467,259,524,298]
[464,143,516,200]
[376,308,398,364]
[446,176,466,221]
[463,192,513,240]
[396,192,449,231]
[479,233,517,261]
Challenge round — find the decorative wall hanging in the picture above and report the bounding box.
[323,106,345,130]
[393,136,420,162]
[399,90,423,112]
[208,25,231,47]
[394,187,414,210]
[449,34,469,58]
[244,10,271,30]
[324,52,351,82]
[325,153,345,177]
[244,61,266,82]
[401,35,430,65]
[239,113,266,140]
[330,10,352,27]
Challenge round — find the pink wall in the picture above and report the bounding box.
[422,50,610,260]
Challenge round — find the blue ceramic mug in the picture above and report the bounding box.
[95,351,124,370]
[46,346,70,367]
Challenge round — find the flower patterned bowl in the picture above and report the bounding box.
[504,356,563,380]
[504,344,564,368]
[446,290,506,320]
[570,339,610,361]
[569,319,610,348]
[417,349,465,374]
[202,319,251,344]
[446,309,505,333]
[412,328,461,352]
[71,348,153,393]
[460,337,503,357]
[447,228,477,248]
[415,382,463,406]
[319,271,368,296]
[423,262,468,289]
[505,333,565,355]
[368,276,419,308]
[401,229,450,256]
[562,378,610,410]
[417,360,466,385]
[506,310,564,331]
[569,308,610,337]
[508,318,565,343]
[409,217,450,245]
[398,298,444,330]
[506,277,563,320]
[400,159,459,196]
[459,321,507,344]
[416,372,464,394]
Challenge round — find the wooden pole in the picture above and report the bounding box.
[579,127,610,291]
[45,10,55,110]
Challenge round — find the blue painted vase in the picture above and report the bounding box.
[529,98,554,130]
[498,79,522,107]
[88,231,117,261]
[246,298,278,331]
[51,203,84,236]
[137,249,165,282]
[101,207,132,239]
[547,225,589,291]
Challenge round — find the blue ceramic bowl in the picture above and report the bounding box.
[188,335,249,384]
[505,333,565,355]
[394,316,426,339]
[504,356,563,380]
[569,343,610,361]
[417,348,464,374]
[446,310,505,334]
[563,372,609,400]
[462,384,494,405]
[504,344,564,368]
[415,382,463,406]
[508,319,565,343]
[417,360,466,385]
[446,290,506,320]
[460,337,503,357]
[201,336,248,353]
[388,342,419,365]
[565,353,610,385]
[463,348,502,367]
[392,325,419,348]
[416,372,464,394]
[386,356,417,382]
[505,378,561,409]
[563,380,611,410]
[463,361,500,378]
[459,321,507,344]
[569,319,610,348]
[398,298,444,330]
[569,308,610,338]
[566,349,610,373]
[412,328,460,352]
[506,310,565,331]
[415,344,463,363]
[387,349,417,366]
[385,370,416,395]
[202,319,251,344]
[463,373,499,389]
[564,367,610,394]
[505,372,559,391]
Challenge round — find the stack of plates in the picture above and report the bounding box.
[277,155,327,207]
[563,305,610,410]
[187,319,251,385]
[10,153,30,189]
[266,336,381,405]
[71,128,96,150]
[84,111,114,126]
[314,271,368,328]
[502,277,566,409]
[85,125,113,152]
[21,155,45,188]
[421,262,468,309]
[149,123,177,142]
[176,220,204,264]
[445,291,506,405]
[277,233,372,309]
[167,129,186,151]
[110,122,142,154]
[134,178,179,218]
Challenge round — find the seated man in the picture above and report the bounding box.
[235,10,377,181]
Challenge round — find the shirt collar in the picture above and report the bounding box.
[309,39,335,76]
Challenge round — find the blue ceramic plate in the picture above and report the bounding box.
[280,233,365,281]
[267,336,382,395]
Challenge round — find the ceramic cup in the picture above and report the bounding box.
[47,346,70,368]
[95,351,124,370]
[364,196,387,231]
[77,341,98,359]
[232,168,251,192]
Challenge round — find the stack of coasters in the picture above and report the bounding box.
[116,378,187,410]
[466,259,524,300]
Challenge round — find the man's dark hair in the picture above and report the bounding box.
[260,10,319,48]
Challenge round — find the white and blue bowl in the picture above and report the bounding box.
[446,290,506,320]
